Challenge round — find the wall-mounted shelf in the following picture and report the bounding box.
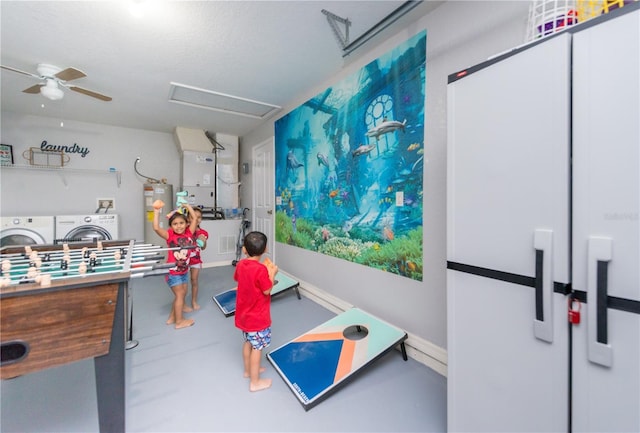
[1,164,122,187]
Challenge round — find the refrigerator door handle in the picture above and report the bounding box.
[587,236,613,367]
[534,229,554,343]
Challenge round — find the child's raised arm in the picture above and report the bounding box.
[184,203,198,234]
[153,208,169,240]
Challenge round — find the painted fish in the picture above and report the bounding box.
[286,151,304,170]
[383,226,394,241]
[407,143,420,151]
[352,143,376,158]
[366,119,407,139]
[317,152,329,168]
[329,189,339,198]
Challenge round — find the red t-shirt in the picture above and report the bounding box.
[234,258,273,332]
[190,227,209,265]
[166,228,195,275]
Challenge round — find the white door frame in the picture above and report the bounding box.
[251,137,275,262]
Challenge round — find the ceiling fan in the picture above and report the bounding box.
[0,63,112,102]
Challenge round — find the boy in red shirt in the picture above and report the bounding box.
[234,231,278,392]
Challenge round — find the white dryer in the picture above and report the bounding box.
[0,216,56,247]
[55,214,119,244]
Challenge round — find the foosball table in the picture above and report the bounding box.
[0,240,173,433]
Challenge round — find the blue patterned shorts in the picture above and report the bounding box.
[165,273,189,288]
[243,327,271,350]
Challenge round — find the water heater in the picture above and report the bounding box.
[143,183,173,246]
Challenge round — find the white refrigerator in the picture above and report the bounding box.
[447,5,639,432]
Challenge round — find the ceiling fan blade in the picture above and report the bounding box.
[1,65,40,79]
[55,67,86,82]
[69,86,112,101]
[23,84,44,94]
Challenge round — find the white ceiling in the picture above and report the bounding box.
[0,1,444,136]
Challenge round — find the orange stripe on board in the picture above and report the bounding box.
[334,339,356,382]
[294,331,344,343]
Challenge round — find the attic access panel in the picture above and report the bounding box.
[168,82,281,119]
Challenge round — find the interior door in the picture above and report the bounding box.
[447,34,571,432]
[571,8,640,432]
[252,137,275,261]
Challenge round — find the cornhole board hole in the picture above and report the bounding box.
[212,271,300,317]
[267,307,408,411]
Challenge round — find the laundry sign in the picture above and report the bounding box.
[40,140,90,158]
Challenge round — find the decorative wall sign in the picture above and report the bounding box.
[0,144,14,166]
[274,31,426,281]
[39,140,90,158]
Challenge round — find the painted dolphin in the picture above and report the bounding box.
[352,143,376,158]
[286,151,304,170]
[366,119,407,139]
[317,152,329,168]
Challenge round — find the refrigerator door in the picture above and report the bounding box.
[447,34,571,431]
[572,9,640,432]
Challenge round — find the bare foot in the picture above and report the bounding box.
[192,302,201,310]
[243,367,266,378]
[183,306,193,313]
[166,316,175,325]
[249,378,272,392]
[175,318,195,329]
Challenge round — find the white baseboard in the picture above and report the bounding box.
[281,271,448,378]
[203,260,233,269]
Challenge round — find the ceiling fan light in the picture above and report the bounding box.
[40,81,64,100]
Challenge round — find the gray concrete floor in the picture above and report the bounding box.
[1,266,446,432]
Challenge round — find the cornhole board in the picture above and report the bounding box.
[267,307,408,411]
[212,272,300,317]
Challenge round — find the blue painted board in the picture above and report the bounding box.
[267,307,408,410]
[212,271,299,316]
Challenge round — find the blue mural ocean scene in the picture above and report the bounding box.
[275,31,426,281]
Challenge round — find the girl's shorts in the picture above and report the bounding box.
[243,327,271,350]
[190,262,202,269]
[165,273,189,287]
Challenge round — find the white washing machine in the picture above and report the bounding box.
[0,216,56,247]
[55,214,119,244]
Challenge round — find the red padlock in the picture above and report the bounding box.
[568,298,581,324]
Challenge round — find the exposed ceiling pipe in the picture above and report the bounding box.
[341,0,423,58]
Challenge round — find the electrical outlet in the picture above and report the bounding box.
[97,198,115,211]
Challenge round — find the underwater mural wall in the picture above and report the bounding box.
[274,31,426,281]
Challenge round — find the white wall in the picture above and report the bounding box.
[240,1,531,355]
[0,112,180,241]
[0,0,534,369]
